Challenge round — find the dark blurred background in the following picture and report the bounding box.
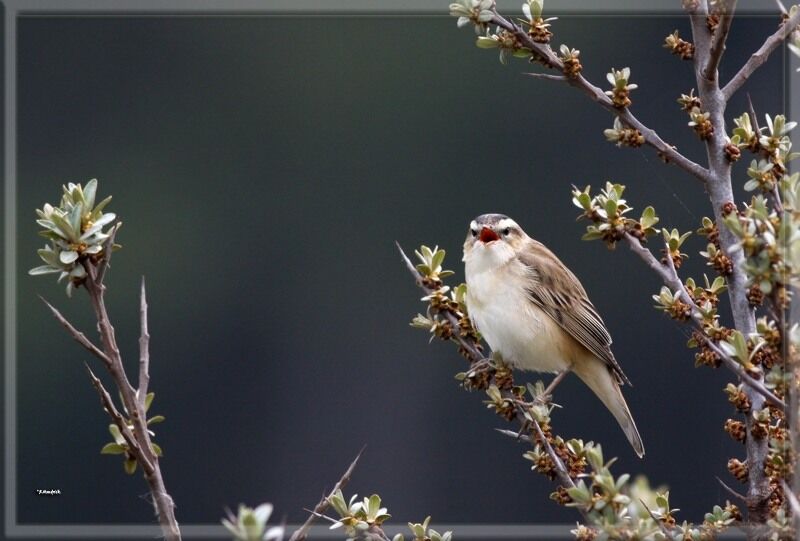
[14,13,783,529]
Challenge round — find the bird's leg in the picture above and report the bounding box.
[542,370,569,401]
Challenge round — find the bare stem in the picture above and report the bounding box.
[705,0,737,81]
[623,234,784,409]
[640,499,672,538]
[42,236,181,541]
[85,362,153,473]
[138,277,151,409]
[84,265,180,541]
[524,72,567,82]
[288,448,365,541]
[718,476,748,502]
[95,222,120,287]
[490,13,711,183]
[722,8,800,100]
[40,297,111,367]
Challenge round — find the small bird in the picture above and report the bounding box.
[462,213,644,457]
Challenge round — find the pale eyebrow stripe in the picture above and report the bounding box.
[497,219,516,229]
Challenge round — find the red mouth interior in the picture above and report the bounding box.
[479,227,500,243]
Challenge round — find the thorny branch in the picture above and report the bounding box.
[44,241,181,541]
[85,363,154,474]
[40,297,111,367]
[722,7,800,100]
[138,277,151,410]
[705,0,737,81]
[623,233,784,409]
[289,449,365,541]
[489,13,711,183]
[95,222,119,287]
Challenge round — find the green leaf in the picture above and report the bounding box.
[151,443,163,457]
[147,415,165,425]
[476,36,500,48]
[640,206,659,229]
[123,458,137,475]
[83,179,98,209]
[581,229,604,241]
[50,212,76,240]
[90,196,113,220]
[431,249,445,271]
[145,392,155,412]
[368,494,381,515]
[37,247,59,266]
[59,250,79,265]
[604,198,618,217]
[28,265,60,276]
[108,423,125,445]
[100,442,125,455]
[67,204,83,237]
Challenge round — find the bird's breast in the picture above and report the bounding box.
[465,265,572,373]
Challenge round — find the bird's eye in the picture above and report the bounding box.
[471,229,478,237]
[502,228,510,236]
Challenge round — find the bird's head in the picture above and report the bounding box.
[462,213,528,266]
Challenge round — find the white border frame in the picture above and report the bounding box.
[3,1,790,538]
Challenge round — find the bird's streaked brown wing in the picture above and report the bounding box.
[517,241,631,386]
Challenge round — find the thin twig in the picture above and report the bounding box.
[524,72,567,82]
[138,277,151,409]
[663,247,784,410]
[699,331,784,409]
[705,0,737,80]
[529,415,591,523]
[722,7,800,100]
[83,261,181,541]
[718,476,747,502]
[396,242,484,360]
[496,428,533,443]
[639,499,671,538]
[490,13,711,184]
[622,234,784,409]
[84,362,154,473]
[96,222,120,287]
[622,234,676,288]
[288,448,365,541]
[746,93,762,134]
[40,296,111,367]
[301,509,392,541]
[661,239,784,409]
[543,370,568,397]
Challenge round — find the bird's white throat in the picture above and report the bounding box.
[462,240,516,274]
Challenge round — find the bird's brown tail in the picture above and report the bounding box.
[572,358,645,458]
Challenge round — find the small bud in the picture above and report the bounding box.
[664,30,695,60]
[724,419,747,442]
[724,142,741,162]
[688,107,714,140]
[677,89,701,111]
[559,44,582,77]
[727,458,748,482]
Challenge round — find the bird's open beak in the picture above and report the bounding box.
[479,227,500,243]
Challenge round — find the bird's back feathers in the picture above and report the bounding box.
[516,240,632,386]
